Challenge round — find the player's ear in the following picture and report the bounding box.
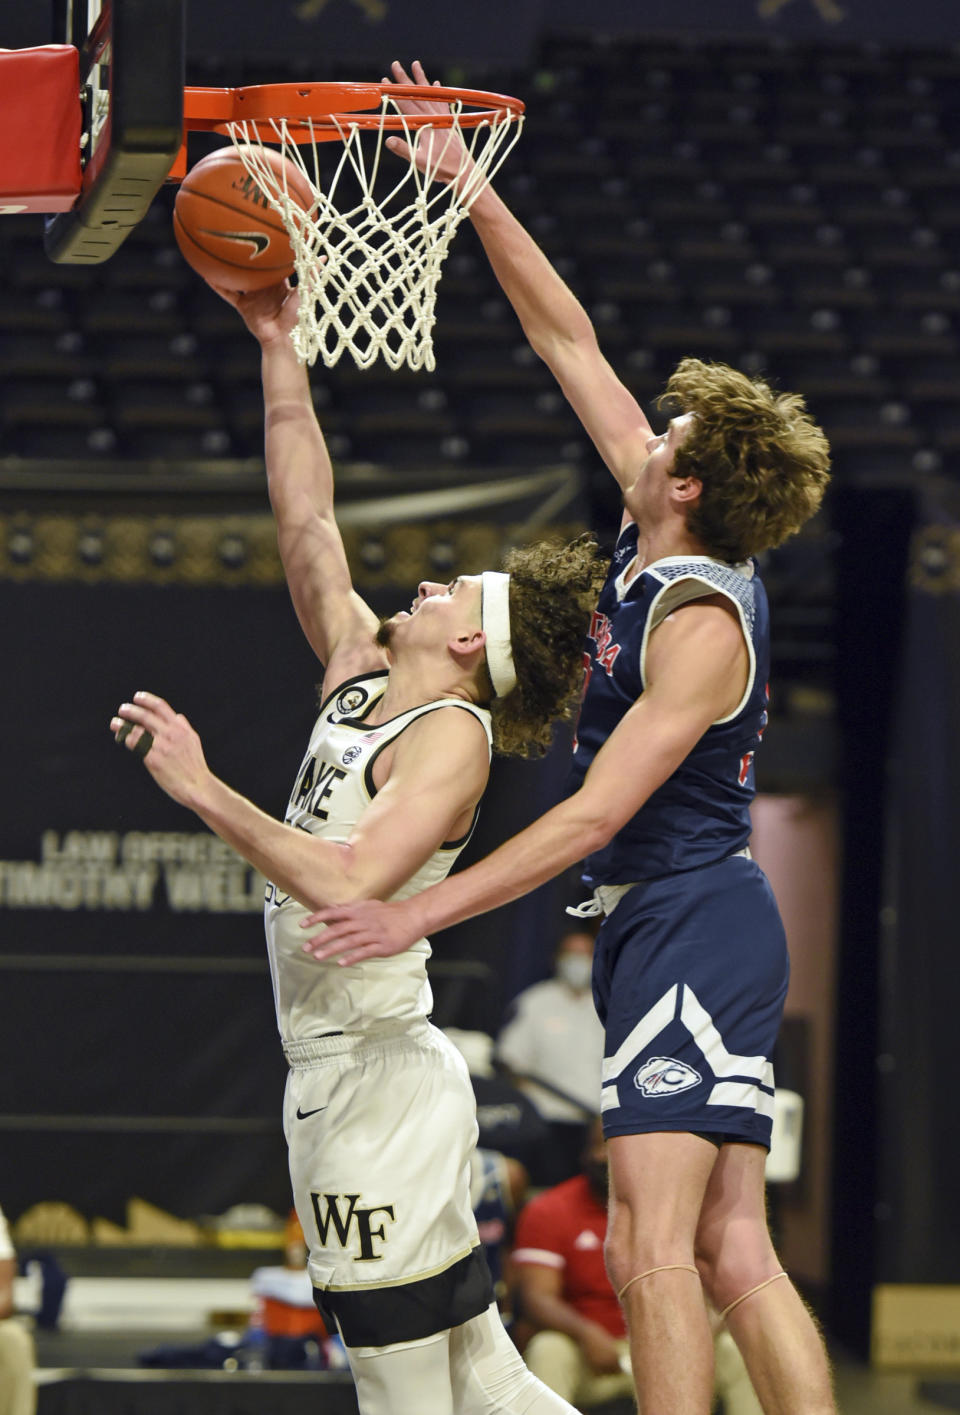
[671,475,702,506]
[448,628,486,664]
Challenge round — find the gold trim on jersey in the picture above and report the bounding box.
[314,1240,482,1292]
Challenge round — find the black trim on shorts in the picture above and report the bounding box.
[313,1245,494,1348]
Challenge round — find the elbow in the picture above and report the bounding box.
[568,798,620,860]
[529,316,598,369]
[319,844,377,908]
[582,819,616,858]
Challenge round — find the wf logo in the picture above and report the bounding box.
[309,1192,395,1262]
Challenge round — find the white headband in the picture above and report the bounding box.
[480,571,516,699]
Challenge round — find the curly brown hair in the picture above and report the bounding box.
[487,534,607,759]
[660,358,831,563]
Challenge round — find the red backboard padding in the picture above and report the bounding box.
[0,46,83,213]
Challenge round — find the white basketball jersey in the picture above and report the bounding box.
[264,671,492,1042]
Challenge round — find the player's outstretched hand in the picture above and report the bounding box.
[384,60,473,187]
[211,279,300,348]
[299,896,426,966]
[110,690,211,809]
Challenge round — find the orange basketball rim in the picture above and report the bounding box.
[173,81,525,179]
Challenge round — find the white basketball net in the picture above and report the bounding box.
[225,99,524,371]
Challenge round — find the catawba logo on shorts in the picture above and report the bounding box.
[634,1056,702,1097]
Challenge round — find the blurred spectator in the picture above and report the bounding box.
[469,1147,528,1308]
[0,1205,36,1415]
[444,1027,549,1176]
[511,1120,763,1415]
[497,925,604,1183]
[245,1210,331,1369]
[141,1211,346,1372]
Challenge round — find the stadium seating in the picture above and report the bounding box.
[5,34,960,717]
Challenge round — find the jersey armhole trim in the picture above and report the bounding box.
[361,701,492,852]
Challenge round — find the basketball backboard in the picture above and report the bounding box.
[1,0,185,263]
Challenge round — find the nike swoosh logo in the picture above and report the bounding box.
[200,228,271,258]
[296,1104,328,1120]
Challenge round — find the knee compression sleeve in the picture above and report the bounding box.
[347,1329,455,1415]
[449,1304,580,1415]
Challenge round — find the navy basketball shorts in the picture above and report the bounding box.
[593,855,789,1148]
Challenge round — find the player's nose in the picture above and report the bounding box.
[417,581,444,600]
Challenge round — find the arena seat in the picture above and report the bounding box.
[0,34,956,496]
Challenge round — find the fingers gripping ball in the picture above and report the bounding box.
[173,146,313,292]
[116,720,154,760]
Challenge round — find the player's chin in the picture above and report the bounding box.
[374,613,408,649]
[370,614,393,648]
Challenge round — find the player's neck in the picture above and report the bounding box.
[370,655,475,722]
[631,520,707,578]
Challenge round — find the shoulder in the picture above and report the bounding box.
[646,557,758,626]
[659,594,747,640]
[646,596,748,685]
[394,701,492,761]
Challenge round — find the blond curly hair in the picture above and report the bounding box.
[661,358,831,563]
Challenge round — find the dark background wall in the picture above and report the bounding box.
[5,0,960,63]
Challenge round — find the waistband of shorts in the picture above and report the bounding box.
[588,846,753,918]
[283,1019,431,1067]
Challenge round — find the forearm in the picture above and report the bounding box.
[413,791,607,937]
[468,184,596,361]
[260,337,334,526]
[186,775,358,911]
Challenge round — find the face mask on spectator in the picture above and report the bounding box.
[556,952,593,991]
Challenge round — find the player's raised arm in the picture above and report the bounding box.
[385,61,653,494]
[215,281,381,668]
[467,185,653,494]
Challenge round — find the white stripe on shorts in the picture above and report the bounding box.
[679,985,769,1082]
[601,984,679,1085]
[707,1080,776,1119]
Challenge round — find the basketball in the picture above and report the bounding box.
[173,146,313,292]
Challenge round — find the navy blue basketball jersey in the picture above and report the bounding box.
[570,521,770,885]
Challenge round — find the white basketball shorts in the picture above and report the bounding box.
[283,1021,494,1347]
